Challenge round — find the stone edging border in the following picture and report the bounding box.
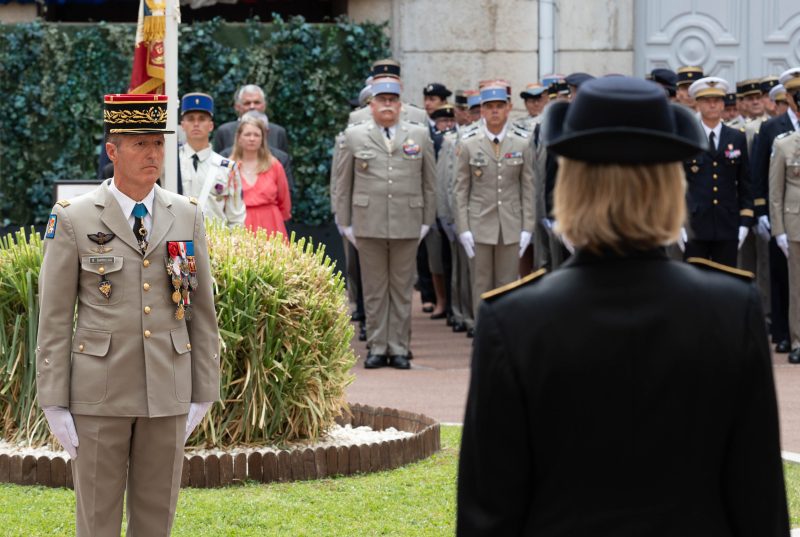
[0,403,441,489]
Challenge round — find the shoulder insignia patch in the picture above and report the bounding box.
[686,257,754,281]
[45,213,58,239]
[219,159,231,168]
[512,128,530,139]
[481,268,547,301]
[56,200,71,208]
[462,130,479,140]
[740,127,746,132]
[346,120,366,129]
[405,120,425,127]
[189,197,199,206]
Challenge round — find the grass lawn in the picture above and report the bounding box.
[1,425,798,536]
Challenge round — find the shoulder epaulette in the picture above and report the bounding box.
[406,103,423,110]
[511,127,530,139]
[740,126,746,132]
[686,257,753,281]
[218,158,234,169]
[56,200,70,208]
[776,131,793,141]
[345,120,366,129]
[405,120,426,128]
[481,268,547,301]
[189,197,199,206]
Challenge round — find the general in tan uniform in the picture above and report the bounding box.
[335,79,436,369]
[347,59,428,126]
[454,86,535,314]
[37,94,220,537]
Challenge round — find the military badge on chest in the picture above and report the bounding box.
[402,139,420,156]
[724,144,741,160]
[165,241,198,320]
[88,232,117,299]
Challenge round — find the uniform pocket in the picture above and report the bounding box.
[80,255,124,306]
[504,157,524,166]
[170,328,192,403]
[70,328,111,404]
[409,197,424,208]
[353,194,370,207]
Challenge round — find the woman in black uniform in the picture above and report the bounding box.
[456,76,790,537]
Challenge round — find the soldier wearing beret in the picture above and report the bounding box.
[457,75,789,537]
[178,92,246,227]
[680,77,753,267]
[37,94,220,536]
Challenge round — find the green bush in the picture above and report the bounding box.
[0,224,356,448]
[0,16,390,228]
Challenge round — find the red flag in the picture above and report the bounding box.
[128,0,166,94]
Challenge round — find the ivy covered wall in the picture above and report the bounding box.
[0,16,389,227]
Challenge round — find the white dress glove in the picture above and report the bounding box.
[777,233,790,258]
[43,406,79,459]
[185,401,213,443]
[756,215,771,241]
[519,231,532,258]
[343,226,357,248]
[459,231,475,259]
[677,227,688,252]
[420,224,430,242]
[336,223,345,236]
[737,226,749,249]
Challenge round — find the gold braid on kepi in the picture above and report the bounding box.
[103,94,174,135]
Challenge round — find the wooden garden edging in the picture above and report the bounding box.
[0,403,441,489]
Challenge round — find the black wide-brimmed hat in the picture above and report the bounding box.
[104,94,174,136]
[543,76,706,164]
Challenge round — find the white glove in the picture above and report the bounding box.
[777,233,790,258]
[343,226,357,248]
[737,226,749,249]
[420,224,430,241]
[519,231,532,257]
[459,231,475,259]
[336,223,345,236]
[441,221,456,243]
[43,406,79,459]
[184,401,213,443]
[756,215,771,241]
[677,227,688,252]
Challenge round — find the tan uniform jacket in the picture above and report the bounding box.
[453,126,535,245]
[37,182,220,417]
[329,131,346,218]
[348,103,428,125]
[335,119,436,239]
[436,130,458,223]
[745,115,768,154]
[769,131,800,239]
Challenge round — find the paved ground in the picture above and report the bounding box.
[346,294,800,453]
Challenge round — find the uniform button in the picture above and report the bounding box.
[388,167,393,171]
[144,306,151,314]
[713,162,718,167]
[143,259,150,267]
[44,358,50,365]
[713,174,718,179]
[388,194,392,199]
[213,353,218,360]
[98,266,105,274]
[36,372,41,378]
[186,343,192,350]
[36,345,41,352]
[498,201,503,205]
[78,344,85,352]
[498,189,502,193]
[713,186,718,192]
[144,330,151,338]
[143,283,150,291]
[713,199,719,205]
[388,180,392,184]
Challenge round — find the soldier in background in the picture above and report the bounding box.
[723,92,742,126]
[348,59,428,125]
[676,66,704,109]
[647,68,678,102]
[761,76,781,118]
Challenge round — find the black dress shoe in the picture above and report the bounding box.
[452,322,467,333]
[789,349,800,365]
[358,325,367,341]
[350,311,365,322]
[422,303,435,313]
[364,354,387,369]
[430,311,447,320]
[776,339,791,353]
[446,315,454,327]
[466,328,475,338]
[389,355,411,369]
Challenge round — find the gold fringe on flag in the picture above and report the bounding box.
[142,0,166,42]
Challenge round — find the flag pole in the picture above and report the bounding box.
[163,0,180,193]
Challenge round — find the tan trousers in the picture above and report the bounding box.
[357,237,418,356]
[449,237,474,329]
[788,241,800,349]
[738,230,771,315]
[72,414,187,537]
[472,241,519,314]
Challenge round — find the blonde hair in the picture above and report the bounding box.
[231,116,273,173]
[553,158,686,253]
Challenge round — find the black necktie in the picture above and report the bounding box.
[708,131,716,151]
[132,203,148,254]
[192,153,199,171]
[384,127,391,140]
[492,137,501,158]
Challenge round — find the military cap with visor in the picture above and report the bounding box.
[104,94,174,136]
[520,83,547,99]
[423,83,452,99]
[689,77,729,99]
[676,66,704,87]
[371,59,401,79]
[735,79,761,98]
[180,92,214,118]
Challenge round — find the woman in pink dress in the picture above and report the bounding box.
[231,115,291,237]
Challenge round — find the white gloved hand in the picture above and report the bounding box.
[336,223,345,236]
[441,221,456,243]
[737,226,749,249]
[343,226,357,248]
[777,233,790,258]
[459,231,475,259]
[519,231,532,258]
[677,227,688,252]
[43,406,79,459]
[542,218,554,230]
[756,215,771,241]
[184,401,213,443]
[419,224,430,242]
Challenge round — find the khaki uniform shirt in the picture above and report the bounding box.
[178,144,245,227]
[334,119,436,239]
[769,131,800,239]
[37,182,221,417]
[453,124,536,245]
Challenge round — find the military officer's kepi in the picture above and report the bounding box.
[480,86,508,104]
[565,72,595,89]
[543,76,706,163]
[779,67,800,91]
[760,76,780,94]
[769,84,788,103]
[372,79,401,96]
[430,104,455,119]
[465,90,481,109]
[180,92,214,118]
[520,83,546,99]
[103,94,174,136]
[723,92,737,107]
[424,83,452,99]
[648,68,678,96]
[371,58,401,79]
[689,77,729,100]
[677,66,704,87]
[735,79,760,97]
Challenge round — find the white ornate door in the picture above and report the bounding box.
[635,0,800,80]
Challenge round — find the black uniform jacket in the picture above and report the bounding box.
[457,248,789,537]
[752,113,796,216]
[683,125,753,241]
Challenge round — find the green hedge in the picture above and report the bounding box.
[0,16,389,228]
[0,224,356,448]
